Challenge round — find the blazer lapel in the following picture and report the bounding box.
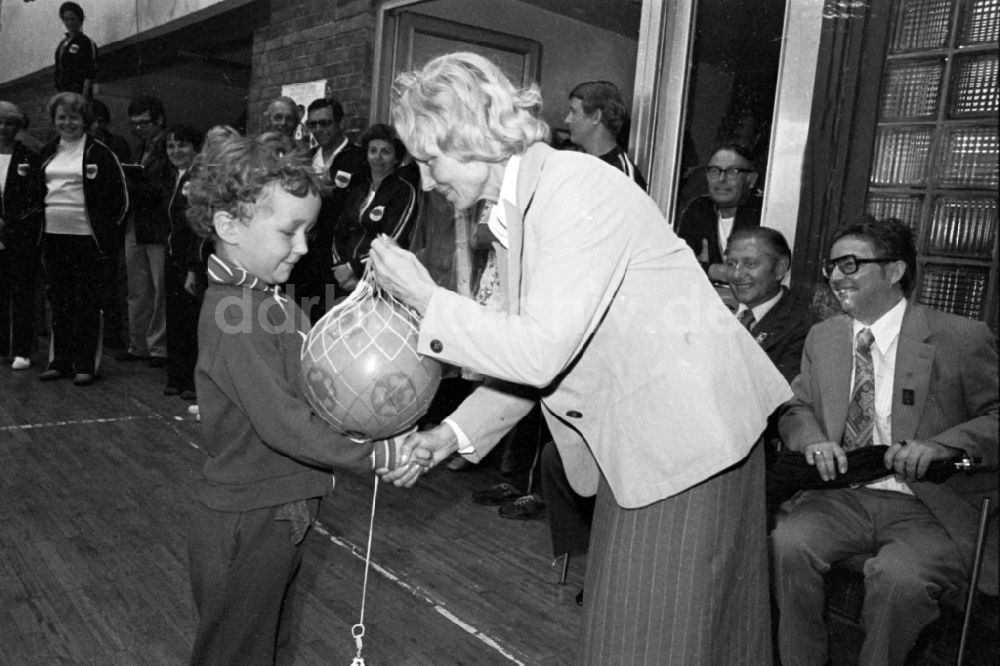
[502,199,524,314]
[503,143,550,315]
[892,303,933,441]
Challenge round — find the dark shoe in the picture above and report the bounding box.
[115,351,148,362]
[148,356,168,368]
[72,373,95,386]
[179,389,197,401]
[498,494,546,520]
[471,482,523,506]
[38,369,67,381]
[575,588,584,606]
[163,386,181,396]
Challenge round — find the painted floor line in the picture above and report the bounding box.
[0,414,162,432]
[312,520,527,666]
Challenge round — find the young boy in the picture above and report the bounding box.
[183,136,409,663]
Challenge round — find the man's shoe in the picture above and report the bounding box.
[72,373,95,387]
[38,369,66,381]
[148,356,168,368]
[471,482,523,506]
[11,356,31,370]
[164,386,181,396]
[180,389,197,401]
[498,494,546,520]
[115,351,148,362]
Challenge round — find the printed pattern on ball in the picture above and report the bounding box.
[301,294,441,440]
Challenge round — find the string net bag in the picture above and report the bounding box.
[300,269,442,441]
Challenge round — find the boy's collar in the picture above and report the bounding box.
[206,253,284,300]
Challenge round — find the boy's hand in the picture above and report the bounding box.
[379,425,458,488]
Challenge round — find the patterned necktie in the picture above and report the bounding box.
[842,327,875,451]
[738,308,756,331]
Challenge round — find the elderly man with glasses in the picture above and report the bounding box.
[676,143,761,284]
[770,216,998,665]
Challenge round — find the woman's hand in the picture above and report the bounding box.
[369,235,437,314]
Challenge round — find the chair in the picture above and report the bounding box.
[824,498,997,665]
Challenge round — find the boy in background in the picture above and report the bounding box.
[183,136,413,663]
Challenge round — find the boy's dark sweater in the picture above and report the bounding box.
[194,257,373,511]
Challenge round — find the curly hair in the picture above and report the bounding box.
[185,135,327,239]
[391,52,550,163]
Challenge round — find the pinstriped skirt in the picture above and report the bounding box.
[578,442,770,665]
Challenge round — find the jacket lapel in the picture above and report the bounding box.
[892,303,933,441]
[502,199,524,314]
[503,143,550,315]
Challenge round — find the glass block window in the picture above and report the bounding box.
[867,0,999,322]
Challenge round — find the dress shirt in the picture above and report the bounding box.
[734,288,783,329]
[486,154,520,249]
[852,296,910,494]
[716,213,735,257]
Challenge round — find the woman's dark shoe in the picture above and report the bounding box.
[72,373,95,387]
[38,369,66,381]
[575,588,584,606]
[163,386,181,396]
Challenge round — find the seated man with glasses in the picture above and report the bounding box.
[676,143,761,285]
[770,216,998,665]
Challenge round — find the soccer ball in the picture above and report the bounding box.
[301,295,441,440]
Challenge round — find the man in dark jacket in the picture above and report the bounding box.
[118,95,169,367]
[285,97,367,322]
[676,143,761,284]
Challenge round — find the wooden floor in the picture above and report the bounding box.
[0,353,586,665]
[3,350,996,665]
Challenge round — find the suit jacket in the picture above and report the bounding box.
[418,142,791,508]
[779,302,999,593]
[129,132,170,245]
[751,287,814,383]
[676,194,762,270]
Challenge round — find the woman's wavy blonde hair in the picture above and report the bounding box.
[391,52,549,163]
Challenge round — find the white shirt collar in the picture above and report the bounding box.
[487,154,520,249]
[735,288,783,324]
[853,296,907,355]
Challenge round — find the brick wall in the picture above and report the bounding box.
[0,72,62,146]
[249,0,376,137]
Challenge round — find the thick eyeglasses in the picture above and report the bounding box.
[306,119,334,129]
[706,166,755,180]
[822,254,893,278]
[130,119,153,129]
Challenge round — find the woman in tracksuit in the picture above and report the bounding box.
[37,92,128,385]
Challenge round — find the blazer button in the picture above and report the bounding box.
[566,410,583,419]
[430,339,443,353]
